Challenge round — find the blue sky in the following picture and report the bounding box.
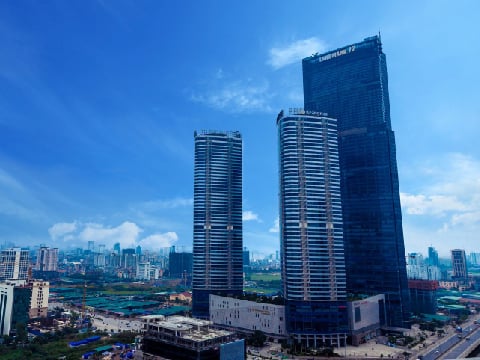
[1,1,479,258]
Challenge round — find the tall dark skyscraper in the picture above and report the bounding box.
[192,130,243,318]
[451,249,468,283]
[277,110,347,346]
[303,35,410,327]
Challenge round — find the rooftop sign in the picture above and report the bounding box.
[317,45,356,63]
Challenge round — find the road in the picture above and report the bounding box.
[421,319,480,360]
[441,323,480,359]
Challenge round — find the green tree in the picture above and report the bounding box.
[247,330,266,347]
[16,322,28,343]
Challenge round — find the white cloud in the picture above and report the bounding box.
[48,220,180,250]
[267,37,327,70]
[242,210,260,222]
[48,222,77,240]
[79,221,142,248]
[191,80,273,113]
[400,153,480,255]
[139,232,178,249]
[400,193,467,215]
[269,217,279,233]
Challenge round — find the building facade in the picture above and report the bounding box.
[210,294,286,337]
[169,251,193,278]
[408,280,438,315]
[0,248,30,281]
[192,131,243,318]
[29,280,49,319]
[302,36,409,327]
[277,110,348,346]
[451,249,468,283]
[35,247,58,272]
[0,281,31,335]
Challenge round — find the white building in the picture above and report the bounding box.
[0,283,14,335]
[29,281,49,318]
[209,294,286,337]
[0,248,30,280]
[347,294,385,345]
[136,262,151,281]
[407,265,442,281]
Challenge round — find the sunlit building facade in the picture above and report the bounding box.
[277,110,348,346]
[0,248,30,281]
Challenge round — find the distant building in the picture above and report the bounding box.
[192,131,243,318]
[169,251,193,278]
[169,292,192,304]
[407,253,424,266]
[35,247,58,271]
[428,246,439,267]
[113,242,120,255]
[29,280,49,319]
[141,315,244,360]
[469,252,480,266]
[88,241,95,252]
[408,280,438,315]
[93,253,106,267]
[451,249,468,283]
[242,247,250,267]
[136,262,151,281]
[121,248,137,269]
[0,248,30,280]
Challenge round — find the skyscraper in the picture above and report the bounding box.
[428,246,439,267]
[303,35,409,327]
[277,110,348,346]
[192,130,243,318]
[35,247,58,272]
[451,249,468,283]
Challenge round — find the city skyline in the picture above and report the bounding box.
[1,1,480,257]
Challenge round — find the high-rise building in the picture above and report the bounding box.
[192,130,243,318]
[451,249,468,283]
[303,35,409,327]
[0,248,30,281]
[35,247,58,272]
[29,280,49,319]
[169,251,193,279]
[277,110,347,346]
[113,242,121,255]
[428,246,439,267]
[0,281,31,336]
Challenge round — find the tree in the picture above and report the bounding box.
[16,322,28,343]
[248,330,266,347]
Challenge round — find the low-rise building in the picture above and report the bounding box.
[210,294,286,337]
[141,315,244,360]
